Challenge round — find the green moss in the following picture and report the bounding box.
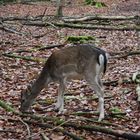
[66,36,96,43]
[85,0,106,7]
[109,107,122,114]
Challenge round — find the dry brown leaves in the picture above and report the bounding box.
[0,0,140,139]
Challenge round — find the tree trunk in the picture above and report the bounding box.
[56,0,65,17]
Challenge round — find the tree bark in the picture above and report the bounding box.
[56,0,65,17]
[63,123,140,140]
[62,15,140,22]
[23,21,140,31]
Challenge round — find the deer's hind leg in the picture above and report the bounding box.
[85,71,104,121]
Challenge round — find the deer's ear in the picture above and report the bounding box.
[26,81,34,94]
[21,90,24,99]
[21,90,27,103]
[27,85,32,92]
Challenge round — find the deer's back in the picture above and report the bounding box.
[45,44,106,80]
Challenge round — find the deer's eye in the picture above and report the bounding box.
[21,97,25,103]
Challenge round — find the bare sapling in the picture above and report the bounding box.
[20,44,108,121]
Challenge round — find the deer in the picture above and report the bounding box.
[20,44,108,121]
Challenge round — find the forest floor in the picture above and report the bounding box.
[0,0,140,140]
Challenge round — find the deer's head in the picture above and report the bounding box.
[20,85,32,113]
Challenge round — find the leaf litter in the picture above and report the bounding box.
[0,0,140,139]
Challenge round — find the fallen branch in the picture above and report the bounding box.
[109,50,140,59]
[1,15,138,22]
[64,123,140,140]
[8,118,83,140]
[7,44,65,54]
[40,133,49,140]
[118,51,140,58]
[0,99,64,124]
[1,100,140,140]
[2,53,46,63]
[10,117,140,140]
[62,15,139,22]
[37,44,65,51]
[103,78,133,86]
[24,21,140,31]
[0,24,28,36]
[72,111,126,118]
[19,118,31,139]
[30,121,84,140]
[1,15,139,36]
[0,99,18,114]
[80,117,119,127]
[0,129,17,133]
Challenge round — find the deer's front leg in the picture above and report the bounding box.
[55,80,66,114]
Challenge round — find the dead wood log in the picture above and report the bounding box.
[0,24,28,36]
[7,118,84,140]
[1,15,138,22]
[117,51,140,58]
[1,15,139,33]
[72,111,126,118]
[62,15,139,22]
[2,53,45,63]
[103,78,133,86]
[0,129,17,133]
[23,21,140,31]
[0,16,28,21]
[109,50,140,59]
[10,117,140,140]
[28,121,84,140]
[40,133,49,140]
[9,44,65,54]
[0,99,64,124]
[1,99,140,140]
[12,44,65,53]
[0,99,18,114]
[63,123,140,140]
[37,44,65,51]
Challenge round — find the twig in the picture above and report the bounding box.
[9,44,65,53]
[35,8,48,20]
[50,119,73,131]
[0,129,17,133]
[26,119,76,140]
[32,32,48,39]
[117,51,140,58]
[0,22,28,36]
[109,50,140,59]
[103,78,133,86]
[24,120,84,140]
[80,117,118,127]
[37,44,65,51]
[72,111,126,118]
[19,118,32,140]
[1,100,140,140]
[40,133,49,140]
